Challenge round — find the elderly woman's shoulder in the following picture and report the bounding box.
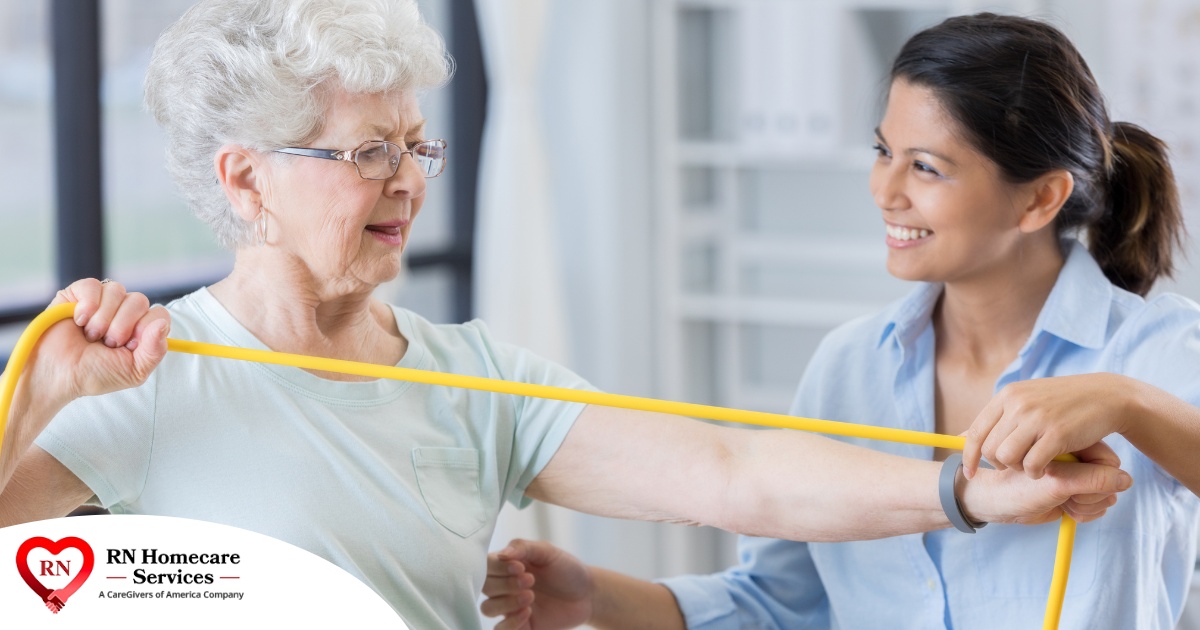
[391,306,583,383]
[389,306,514,359]
[156,290,223,341]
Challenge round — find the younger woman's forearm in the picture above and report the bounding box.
[1122,379,1200,496]
[588,566,686,630]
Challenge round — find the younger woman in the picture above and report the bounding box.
[481,13,1200,629]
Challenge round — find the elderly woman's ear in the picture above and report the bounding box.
[214,144,266,223]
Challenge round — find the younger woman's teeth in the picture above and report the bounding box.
[887,225,931,241]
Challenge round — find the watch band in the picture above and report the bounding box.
[940,453,988,534]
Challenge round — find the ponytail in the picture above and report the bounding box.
[1088,122,1185,296]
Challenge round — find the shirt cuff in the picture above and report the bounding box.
[658,574,739,629]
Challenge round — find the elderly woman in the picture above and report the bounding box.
[0,2,1130,628]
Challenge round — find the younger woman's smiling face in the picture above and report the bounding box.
[870,79,1034,285]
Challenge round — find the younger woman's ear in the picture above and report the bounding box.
[1018,169,1074,233]
[214,144,263,222]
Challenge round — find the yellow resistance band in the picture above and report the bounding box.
[0,303,1076,629]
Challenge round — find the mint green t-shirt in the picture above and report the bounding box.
[36,287,591,629]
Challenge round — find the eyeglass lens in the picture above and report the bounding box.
[354,140,446,179]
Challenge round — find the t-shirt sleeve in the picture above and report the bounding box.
[475,329,596,509]
[33,372,157,510]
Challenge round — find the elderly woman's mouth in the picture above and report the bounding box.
[366,224,404,245]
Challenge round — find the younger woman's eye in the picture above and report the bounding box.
[872,143,890,158]
[914,161,941,176]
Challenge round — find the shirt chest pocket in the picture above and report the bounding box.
[966,521,1099,600]
[412,447,488,538]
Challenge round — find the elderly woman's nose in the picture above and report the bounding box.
[385,154,427,198]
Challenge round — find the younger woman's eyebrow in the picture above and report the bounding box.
[874,127,958,166]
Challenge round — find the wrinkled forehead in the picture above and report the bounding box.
[317,88,425,144]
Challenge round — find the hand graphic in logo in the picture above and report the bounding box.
[16,537,95,614]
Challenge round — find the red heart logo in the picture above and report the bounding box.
[15,537,95,614]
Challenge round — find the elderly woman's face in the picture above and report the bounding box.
[262,89,427,290]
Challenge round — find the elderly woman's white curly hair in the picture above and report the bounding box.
[144,0,451,248]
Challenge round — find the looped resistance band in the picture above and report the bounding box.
[0,303,1078,629]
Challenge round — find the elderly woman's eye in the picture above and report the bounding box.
[360,146,386,160]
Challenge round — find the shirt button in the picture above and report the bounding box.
[927,579,937,591]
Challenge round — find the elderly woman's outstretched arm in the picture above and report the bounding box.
[527,404,1132,543]
[0,279,169,525]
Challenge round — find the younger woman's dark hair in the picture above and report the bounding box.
[890,13,1184,296]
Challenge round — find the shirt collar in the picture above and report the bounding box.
[878,239,1113,351]
[877,282,942,349]
[1028,239,1113,350]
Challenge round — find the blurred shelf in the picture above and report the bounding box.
[677,140,876,171]
[679,295,885,326]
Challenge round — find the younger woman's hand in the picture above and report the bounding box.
[962,374,1136,480]
[481,539,594,630]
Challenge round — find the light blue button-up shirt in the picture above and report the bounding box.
[662,240,1200,629]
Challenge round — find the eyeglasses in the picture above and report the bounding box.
[274,139,447,180]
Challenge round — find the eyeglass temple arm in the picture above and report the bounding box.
[275,147,345,161]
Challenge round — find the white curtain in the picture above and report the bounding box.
[472,0,580,570]
[472,5,714,628]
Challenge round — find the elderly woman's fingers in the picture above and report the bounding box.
[103,292,152,348]
[1069,491,1119,506]
[124,305,170,352]
[82,280,128,343]
[50,278,107,327]
[1063,494,1119,522]
[129,311,171,381]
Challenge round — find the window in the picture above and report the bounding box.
[102,0,232,291]
[0,2,54,310]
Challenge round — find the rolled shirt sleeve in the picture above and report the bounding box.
[660,536,831,629]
